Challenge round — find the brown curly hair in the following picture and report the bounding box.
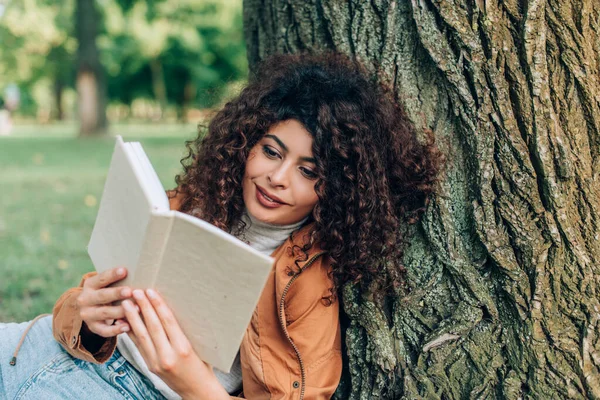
[172,51,444,300]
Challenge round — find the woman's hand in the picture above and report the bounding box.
[123,289,230,400]
[77,267,133,337]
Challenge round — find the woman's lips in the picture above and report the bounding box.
[255,185,286,208]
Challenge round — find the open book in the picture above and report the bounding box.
[87,136,274,373]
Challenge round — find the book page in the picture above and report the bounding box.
[155,211,274,373]
[88,136,161,282]
[128,142,169,212]
[132,212,175,289]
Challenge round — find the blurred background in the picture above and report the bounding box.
[0,0,247,321]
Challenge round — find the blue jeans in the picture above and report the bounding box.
[0,316,166,399]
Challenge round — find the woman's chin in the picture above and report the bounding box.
[247,203,282,224]
[247,204,308,226]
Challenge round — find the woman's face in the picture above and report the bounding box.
[242,119,319,225]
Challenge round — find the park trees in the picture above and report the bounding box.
[0,0,74,120]
[0,0,247,127]
[76,0,107,135]
[0,0,107,135]
[244,0,600,398]
[103,0,247,121]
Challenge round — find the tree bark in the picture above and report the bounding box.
[243,1,600,398]
[76,0,107,136]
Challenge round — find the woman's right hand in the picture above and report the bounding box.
[77,267,134,338]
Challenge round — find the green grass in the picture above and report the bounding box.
[0,123,199,321]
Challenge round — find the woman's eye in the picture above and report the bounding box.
[300,167,318,179]
[262,146,279,158]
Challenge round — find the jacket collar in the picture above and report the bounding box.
[272,221,327,268]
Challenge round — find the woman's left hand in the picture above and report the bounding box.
[123,289,230,400]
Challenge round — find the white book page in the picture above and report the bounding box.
[129,211,175,289]
[128,142,169,212]
[88,136,158,278]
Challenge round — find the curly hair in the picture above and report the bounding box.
[172,51,444,300]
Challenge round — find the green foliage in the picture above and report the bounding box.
[103,0,247,109]
[0,0,75,115]
[0,0,247,117]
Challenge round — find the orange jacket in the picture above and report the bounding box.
[51,193,342,399]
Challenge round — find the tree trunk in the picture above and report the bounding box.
[150,58,168,119]
[53,78,64,121]
[243,1,600,398]
[76,0,107,136]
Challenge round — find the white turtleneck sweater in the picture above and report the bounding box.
[116,211,307,399]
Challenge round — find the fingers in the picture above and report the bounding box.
[132,290,172,357]
[78,284,134,338]
[123,298,159,362]
[88,286,132,306]
[78,286,132,319]
[125,290,194,375]
[80,305,127,322]
[87,319,130,338]
[84,267,128,290]
[146,289,190,353]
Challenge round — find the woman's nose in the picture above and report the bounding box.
[268,164,290,188]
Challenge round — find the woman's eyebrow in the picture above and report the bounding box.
[265,134,316,163]
[265,134,288,151]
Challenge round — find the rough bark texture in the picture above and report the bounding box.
[76,0,107,136]
[243,1,600,398]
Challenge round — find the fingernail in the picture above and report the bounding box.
[117,268,125,276]
[121,288,130,297]
[135,305,140,312]
[122,300,132,310]
[121,326,129,332]
[132,290,143,299]
[146,289,157,299]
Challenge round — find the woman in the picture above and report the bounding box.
[0,51,443,399]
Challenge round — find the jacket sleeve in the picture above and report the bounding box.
[52,271,117,364]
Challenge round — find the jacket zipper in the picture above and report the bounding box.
[278,251,327,400]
